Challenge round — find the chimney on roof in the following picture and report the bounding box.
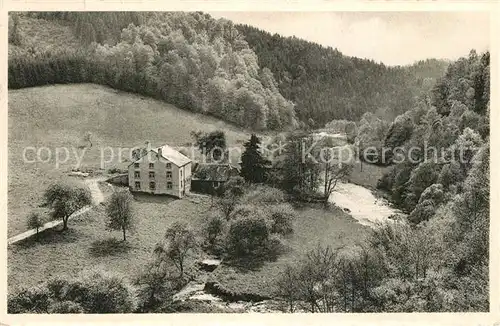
[158,147,162,158]
[145,141,150,151]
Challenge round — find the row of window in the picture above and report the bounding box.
[135,181,173,191]
[134,171,174,179]
[134,162,172,169]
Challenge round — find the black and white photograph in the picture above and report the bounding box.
[6,10,491,314]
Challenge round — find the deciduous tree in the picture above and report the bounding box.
[106,190,135,241]
[43,182,92,231]
[27,212,44,237]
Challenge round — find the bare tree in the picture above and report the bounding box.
[318,137,353,206]
[277,245,343,313]
[154,222,198,278]
[84,131,93,148]
[323,161,353,207]
[275,265,300,312]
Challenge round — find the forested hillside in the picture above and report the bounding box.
[9,12,448,130]
[236,24,449,125]
[9,12,296,130]
[373,50,490,310]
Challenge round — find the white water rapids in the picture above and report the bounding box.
[329,182,400,227]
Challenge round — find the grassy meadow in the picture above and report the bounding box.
[349,161,389,189]
[210,205,369,298]
[8,191,368,297]
[8,192,211,293]
[8,84,250,236]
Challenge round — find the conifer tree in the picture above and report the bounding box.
[240,134,269,183]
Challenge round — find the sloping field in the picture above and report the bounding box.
[8,84,250,236]
[8,196,210,294]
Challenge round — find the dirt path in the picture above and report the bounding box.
[86,177,105,205]
[7,177,107,246]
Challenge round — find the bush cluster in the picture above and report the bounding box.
[202,182,295,264]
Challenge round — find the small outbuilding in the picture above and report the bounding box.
[190,163,240,194]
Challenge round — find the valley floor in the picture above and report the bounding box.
[8,84,382,304]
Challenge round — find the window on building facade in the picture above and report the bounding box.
[149,171,155,178]
[150,182,156,190]
[166,171,172,178]
[167,182,173,189]
[149,163,154,169]
[134,163,140,168]
[134,171,140,178]
[166,163,172,169]
[135,182,141,190]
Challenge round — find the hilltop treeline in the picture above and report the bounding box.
[236,24,449,125]
[9,12,448,130]
[9,12,297,130]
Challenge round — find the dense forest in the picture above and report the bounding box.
[237,24,449,124]
[8,12,448,130]
[367,50,489,310]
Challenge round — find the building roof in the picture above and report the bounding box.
[192,163,238,182]
[154,144,192,167]
[130,143,191,167]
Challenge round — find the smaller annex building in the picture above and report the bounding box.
[191,163,240,194]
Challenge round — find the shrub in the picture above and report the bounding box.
[65,269,138,313]
[8,269,138,313]
[377,166,397,192]
[242,185,287,205]
[225,216,271,260]
[268,203,295,235]
[134,263,176,313]
[48,301,84,313]
[46,276,71,301]
[232,204,269,221]
[8,286,51,313]
[438,162,464,189]
[267,234,285,260]
[419,184,445,204]
[202,214,227,255]
[107,167,124,174]
[409,199,436,224]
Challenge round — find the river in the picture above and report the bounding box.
[329,182,400,227]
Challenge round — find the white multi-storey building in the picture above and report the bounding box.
[128,142,192,198]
